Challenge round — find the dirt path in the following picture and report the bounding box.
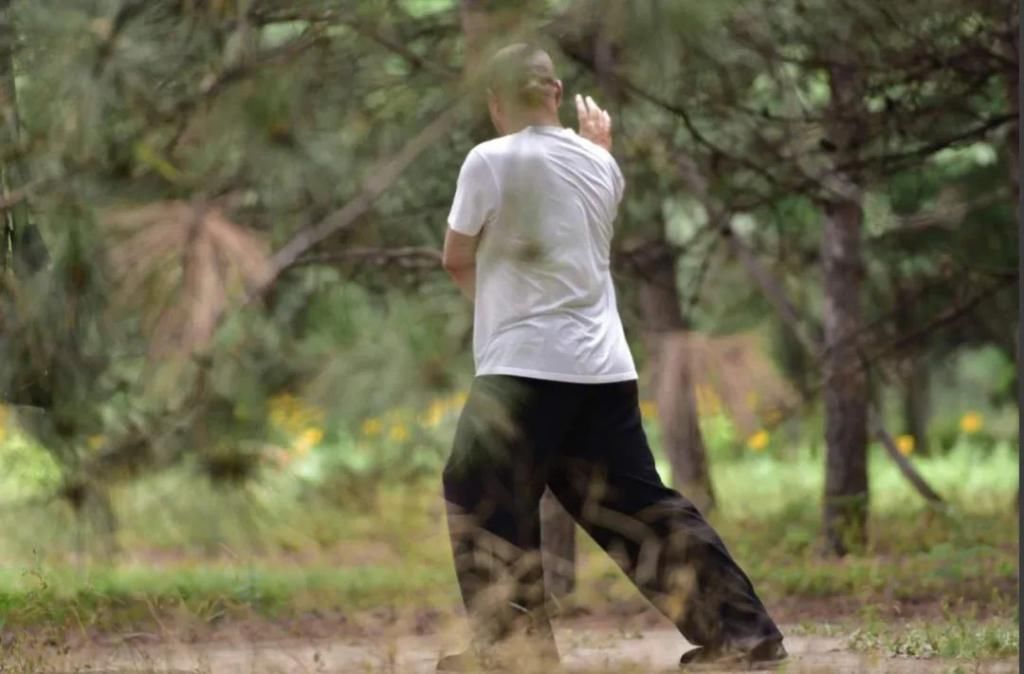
[37,624,1018,674]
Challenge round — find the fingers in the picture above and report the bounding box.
[576,93,613,150]
[577,94,604,118]
[583,95,612,127]
[575,94,587,123]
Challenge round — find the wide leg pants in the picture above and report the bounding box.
[442,375,782,653]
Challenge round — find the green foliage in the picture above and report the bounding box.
[0,0,1011,564]
[0,428,61,504]
[850,617,1019,660]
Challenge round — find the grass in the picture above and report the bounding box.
[709,440,1019,521]
[849,615,1019,660]
[0,564,455,631]
[0,439,1017,663]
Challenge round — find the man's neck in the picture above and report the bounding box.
[504,111,562,134]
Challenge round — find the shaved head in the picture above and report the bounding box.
[486,43,559,107]
[483,42,563,135]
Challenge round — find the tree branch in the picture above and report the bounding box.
[294,246,442,269]
[673,152,949,504]
[255,103,463,295]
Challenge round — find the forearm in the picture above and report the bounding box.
[447,265,475,302]
[443,228,479,303]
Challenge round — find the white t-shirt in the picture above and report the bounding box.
[447,125,637,384]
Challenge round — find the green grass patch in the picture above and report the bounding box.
[0,563,455,630]
[850,615,1019,659]
[0,438,1016,646]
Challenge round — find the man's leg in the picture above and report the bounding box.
[547,380,783,657]
[441,375,580,662]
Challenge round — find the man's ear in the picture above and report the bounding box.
[487,93,504,134]
[553,79,563,107]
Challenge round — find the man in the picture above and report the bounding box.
[439,43,785,671]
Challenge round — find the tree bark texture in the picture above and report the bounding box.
[725,217,943,507]
[820,60,870,556]
[821,197,869,555]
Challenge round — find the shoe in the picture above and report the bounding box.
[680,639,787,670]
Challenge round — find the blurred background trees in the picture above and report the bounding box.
[0,0,1016,565]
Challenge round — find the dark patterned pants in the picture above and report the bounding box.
[443,375,782,651]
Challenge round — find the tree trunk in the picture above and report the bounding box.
[459,0,578,598]
[821,198,869,555]
[723,216,943,507]
[819,58,871,556]
[893,276,931,456]
[637,238,715,513]
[901,359,930,456]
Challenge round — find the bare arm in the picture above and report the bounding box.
[443,228,479,302]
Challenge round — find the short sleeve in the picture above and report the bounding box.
[447,149,500,236]
[610,157,625,205]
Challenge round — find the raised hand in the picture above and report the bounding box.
[575,94,613,152]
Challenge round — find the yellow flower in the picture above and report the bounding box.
[293,427,324,455]
[896,434,915,456]
[639,400,658,421]
[747,430,769,452]
[451,392,468,408]
[88,434,105,450]
[388,424,409,442]
[361,417,382,437]
[763,408,783,425]
[420,400,447,428]
[269,393,324,435]
[960,412,983,434]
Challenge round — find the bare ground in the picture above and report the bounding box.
[22,613,1019,674]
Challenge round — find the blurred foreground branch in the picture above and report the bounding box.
[256,104,463,296]
[295,246,442,270]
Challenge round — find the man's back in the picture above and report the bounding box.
[448,125,636,383]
